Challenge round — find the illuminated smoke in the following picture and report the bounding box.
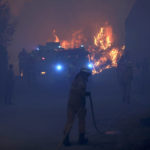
[8,0,32,16]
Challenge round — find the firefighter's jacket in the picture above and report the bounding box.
[68,73,88,110]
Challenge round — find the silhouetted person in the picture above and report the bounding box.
[5,64,15,105]
[63,68,91,146]
[18,48,28,80]
[118,61,133,104]
[141,58,149,94]
[26,55,37,86]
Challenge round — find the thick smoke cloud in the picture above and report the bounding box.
[7,0,135,73]
[8,0,32,16]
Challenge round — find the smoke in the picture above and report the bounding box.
[8,0,32,16]
[7,0,135,74]
[8,0,135,40]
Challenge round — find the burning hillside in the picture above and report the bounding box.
[49,24,125,75]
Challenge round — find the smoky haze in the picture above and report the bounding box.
[8,0,135,73]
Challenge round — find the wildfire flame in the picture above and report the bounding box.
[88,25,125,75]
[52,30,85,49]
[94,26,113,50]
[53,29,59,43]
[49,24,125,75]
[62,30,86,49]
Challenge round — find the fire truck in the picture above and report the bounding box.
[20,42,92,83]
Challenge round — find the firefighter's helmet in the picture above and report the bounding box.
[80,68,92,75]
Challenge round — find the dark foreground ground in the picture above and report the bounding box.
[0,72,150,150]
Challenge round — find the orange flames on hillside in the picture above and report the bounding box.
[50,24,125,75]
[53,30,86,49]
[53,30,59,43]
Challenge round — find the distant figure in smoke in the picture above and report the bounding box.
[26,54,36,86]
[5,64,15,105]
[118,61,133,104]
[18,48,28,80]
[0,45,8,98]
[141,58,149,94]
[63,68,91,146]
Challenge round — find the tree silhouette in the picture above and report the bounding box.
[0,0,15,99]
[0,0,15,47]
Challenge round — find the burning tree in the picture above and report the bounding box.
[87,25,125,74]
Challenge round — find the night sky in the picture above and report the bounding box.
[8,0,135,72]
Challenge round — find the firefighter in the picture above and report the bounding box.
[4,64,15,105]
[118,61,133,104]
[63,68,92,146]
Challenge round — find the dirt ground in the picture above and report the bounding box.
[0,75,150,150]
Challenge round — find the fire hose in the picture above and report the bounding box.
[87,94,103,134]
[88,94,121,136]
